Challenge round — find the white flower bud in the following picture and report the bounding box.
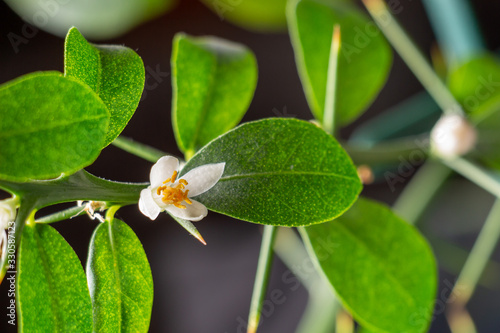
[430,114,477,158]
[0,197,18,230]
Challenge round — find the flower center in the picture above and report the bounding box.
[156,170,192,209]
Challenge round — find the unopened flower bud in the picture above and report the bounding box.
[430,114,477,158]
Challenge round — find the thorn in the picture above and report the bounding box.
[332,24,341,53]
[195,231,207,246]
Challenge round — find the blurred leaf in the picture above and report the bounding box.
[172,33,257,156]
[302,198,437,333]
[447,54,500,168]
[288,0,392,126]
[87,218,153,332]
[65,27,145,146]
[200,0,287,32]
[17,224,92,332]
[5,0,176,40]
[0,71,109,181]
[181,118,362,226]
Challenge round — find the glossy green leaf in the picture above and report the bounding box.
[65,27,145,146]
[0,71,109,182]
[17,224,92,332]
[288,0,392,126]
[5,0,176,40]
[172,33,258,156]
[87,218,153,332]
[181,118,362,226]
[447,54,500,168]
[302,198,437,333]
[200,0,287,32]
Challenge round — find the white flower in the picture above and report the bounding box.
[430,114,477,158]
[0,197,18,230]
[139,156,225,222]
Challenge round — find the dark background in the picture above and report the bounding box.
[1,0,500,332]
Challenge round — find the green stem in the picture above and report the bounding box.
[393,160,451,224]
[247,225,277,333]
[362,0,463,115]
[441,157,500,198]
[273,228,338,333]
[112,136,167,163]
[323,25,341,135]
[36,205,86,224]
[453,199,500,305]
[342,134,429,165]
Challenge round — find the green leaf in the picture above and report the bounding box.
[200,0,288,32]
[302,198,437,333]
[172,33,258,156]
[65,27,145,146]
[87,218,153,332]
[0,71,109,182]
[17,223,92,332]
[181,118,362,226]
[5,0,176,40]
[447,54,500,168]
[288,0,392,126]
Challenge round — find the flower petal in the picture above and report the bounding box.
[150,156,179,188]
[139,188,161,220]
[182,162,225,197]
[166,199,208,222]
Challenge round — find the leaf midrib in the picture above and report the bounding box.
[107,221,123,333]
[34,227,63,332]
[220,170,359,182]
[186,49,218,151]
[0,114,107,138]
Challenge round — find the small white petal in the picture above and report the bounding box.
[0,198,17,230]
[166,199,208,222]
[182,162,225,197]
[150,156,179,188]
[139,188,161,220]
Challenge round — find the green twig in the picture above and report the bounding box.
[393,160,451,224]
[362,0,463,115]
[247,225,277,333]
[112,136,167,163]
[35,205,86,223]
[441,157,500,198]
[453,199,500,305]
[323,25,341,135]
[342,134,429,165]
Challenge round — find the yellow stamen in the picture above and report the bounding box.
[157,173,191,209]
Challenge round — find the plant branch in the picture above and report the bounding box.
[453,199,500,305]
[323,25,341,135]
[440,157,500,198]
[247,225,277,333]
[35,205,86,224]
[393,160,451,224]
[362,0,463,115]
[112,136,167,163]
